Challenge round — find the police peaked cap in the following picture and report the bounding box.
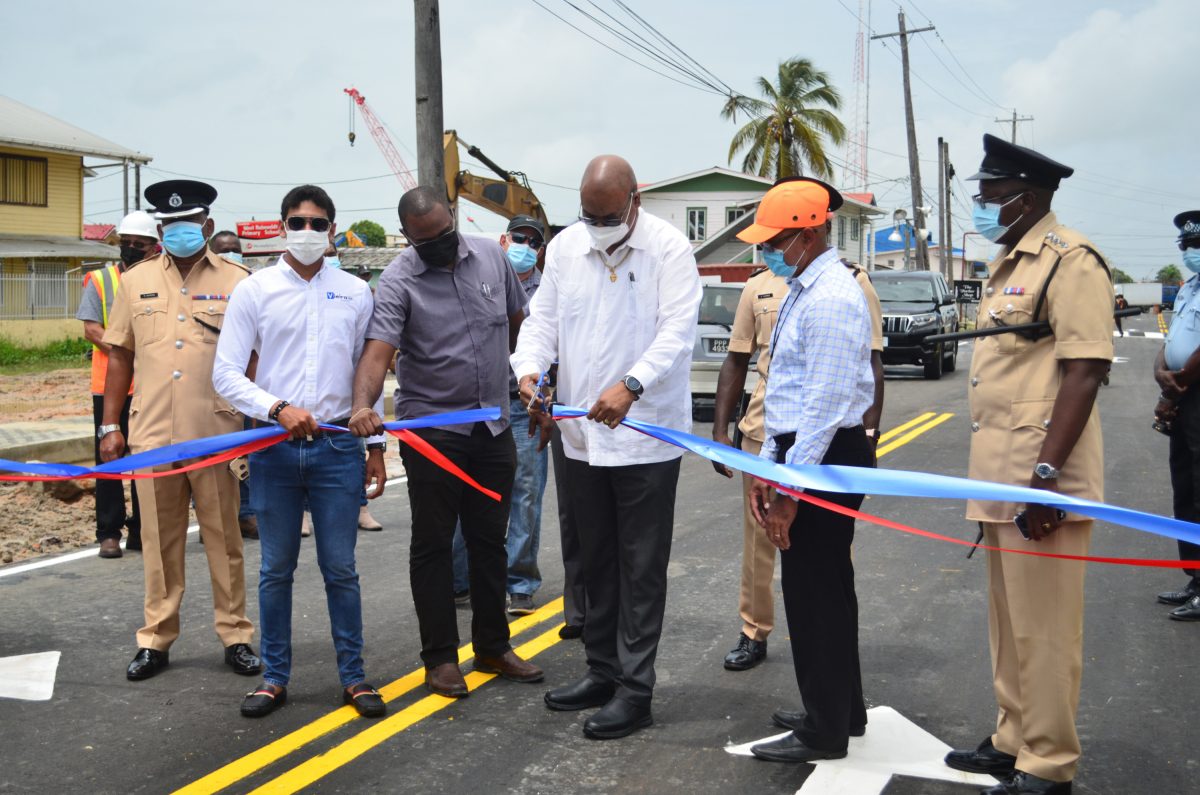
[144,179,218,220]
[1174,211,1200,243]
[967,133,1074,190]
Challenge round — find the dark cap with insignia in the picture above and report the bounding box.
[144,179,218,220]
[1174,211,1200,244]
[967,133,1074,190]
[506,214,546,239]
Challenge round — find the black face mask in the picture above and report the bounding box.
[413,229,459,268]
[120,245,148,267]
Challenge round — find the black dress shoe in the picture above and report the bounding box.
[344,683,387,718]
[945,737,1017,776]
[1169,593,1200,621]
[126,648,169,681]
[241,684,287,718]
[225,643,262,676]
[544,677,615,711]
[559,624,583,640]
[750,733,846,763]
[981,771,1072,794]
[1157,578,1200,605]
[772,708,865,737]
[583,698,652,740]
[724,633,767,671]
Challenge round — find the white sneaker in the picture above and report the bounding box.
[358,506,383,531]
[301,513,312,537]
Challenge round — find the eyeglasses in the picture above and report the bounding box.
[509,231,543,250]
[285,216,332,233]
[971,192,1025,209]
[579,191,635,227]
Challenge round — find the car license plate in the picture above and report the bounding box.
[709,338,729,353]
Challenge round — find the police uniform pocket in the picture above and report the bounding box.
[193,305,226,344]
[1009,397,1054,475]
[991,295,1035,355]
[131,301,167,344]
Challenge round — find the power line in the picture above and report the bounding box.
[142,165,400,186]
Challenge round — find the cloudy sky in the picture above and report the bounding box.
[4,0,1194,277]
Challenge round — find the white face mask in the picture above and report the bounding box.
[585,222,630,251]
[285,229,330,266]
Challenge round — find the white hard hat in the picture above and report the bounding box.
[117,210,159,239]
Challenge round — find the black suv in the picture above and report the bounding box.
[869,270,959,380]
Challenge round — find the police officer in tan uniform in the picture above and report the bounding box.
[713,211,885,675]
[100,180,260,682]
[944,135,1113,795]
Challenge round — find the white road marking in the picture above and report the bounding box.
[724,706,994,794]
[0,476,410,579]
[0,651,61,701]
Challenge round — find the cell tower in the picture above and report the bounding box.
[843,0,870,192]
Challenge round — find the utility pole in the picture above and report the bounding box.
[872,10,934,270]
[995,109,1034,143]
[942,139,954,282]
[413,0,446,197]
[937,137,947,280]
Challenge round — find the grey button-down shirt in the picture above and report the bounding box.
[367,234,526,435]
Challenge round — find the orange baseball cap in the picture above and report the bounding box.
[737,177,843,244]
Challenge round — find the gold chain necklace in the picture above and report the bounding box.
[601,247,633,282]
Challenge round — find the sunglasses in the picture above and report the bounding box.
[579,191,635,227]
[509,231,543,250]
[285,216,332,233]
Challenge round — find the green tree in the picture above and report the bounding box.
[721,58,846,180]
[348,219,386,247]
[1158,264,1183,284]
[1111,267,1134,284]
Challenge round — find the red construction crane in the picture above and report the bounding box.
[344,87,417,191]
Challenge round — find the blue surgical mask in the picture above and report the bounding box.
[222,251,244,265]
[161,221,207,257]
[326,256,342,269]
[761,234,804,278]
[1184,249,1200,274]
[972,193,1023,243]
[506,243,537,273]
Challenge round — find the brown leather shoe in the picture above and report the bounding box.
[425,662,468,698]
[474,650,544,683]
[98,538,123,558]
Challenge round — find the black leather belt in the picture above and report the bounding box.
[771,426,864,464]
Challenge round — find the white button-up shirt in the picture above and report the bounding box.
[213,258,384,443]
[511,210,702,466]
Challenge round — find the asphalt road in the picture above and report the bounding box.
[1,310,1196,795]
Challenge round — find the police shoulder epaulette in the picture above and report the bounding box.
[1047,227,1109,276]
[748,266,768,278]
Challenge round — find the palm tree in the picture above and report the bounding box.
[722,58,846,181]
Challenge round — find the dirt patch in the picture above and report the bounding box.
[0,366,92,423]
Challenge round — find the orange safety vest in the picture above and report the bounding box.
[86,265,134,396]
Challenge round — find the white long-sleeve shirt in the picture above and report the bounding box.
[511,210,702,466]
[213,258,384,443]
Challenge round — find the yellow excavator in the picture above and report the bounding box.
[442,130,551,233]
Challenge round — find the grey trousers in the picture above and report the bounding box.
[562,454,681,707]
[550,427,587,628]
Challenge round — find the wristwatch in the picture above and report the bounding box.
[97,424,121,439]
[1033,462,1060,480]
[622,375,644,400]
[366,442,386,452]
[864,428,879,440]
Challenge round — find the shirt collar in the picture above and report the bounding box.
[789,246,840,292]
[1010,211,1058,257]
[273,255,331,282]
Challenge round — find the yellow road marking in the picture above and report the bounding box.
[174,598,564,795]
[876,413,954,458]
[878,412,936,444]
[248,625,565,795]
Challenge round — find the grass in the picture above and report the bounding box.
[0,336,91,375]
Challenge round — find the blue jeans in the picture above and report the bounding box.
[250,434,367,688]
[453,400,549,595]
